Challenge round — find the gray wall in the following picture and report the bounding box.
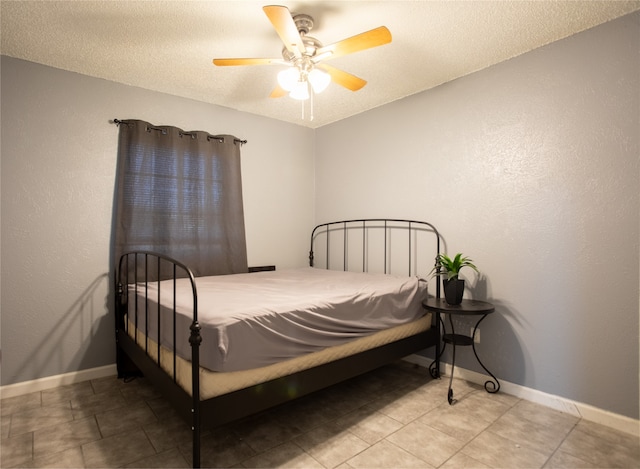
[315,12,639,419]
[0,57,315,386]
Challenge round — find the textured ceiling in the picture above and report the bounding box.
[2,1,639,128]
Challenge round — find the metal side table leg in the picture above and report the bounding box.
[447,314,456,405]
[429,313,445,379]
[472,315,500,394]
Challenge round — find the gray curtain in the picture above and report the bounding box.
[113,119,248,277]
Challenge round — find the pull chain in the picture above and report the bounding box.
[297,82,317,121]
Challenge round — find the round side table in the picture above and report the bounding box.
[423,297,500,405]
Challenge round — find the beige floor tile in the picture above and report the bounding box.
[433,377,482,402]
[33,416,101,459]
[345,439,433,468]
[24,446,86,469]
[294,422,370,468]
[371,388,442,425]
[573,419,640,449]
[440,452,491,468]
[125,448,190,468]
[143,416,194,453]
[482,387,520,407]
[335,463,353,469]
[558,421,640,468]
[333,405,404,445]
[89,375,127,395]
[118,377,163,404]
[9,403,73,436]
[232,412,304,454]
[386,419,465,467]
[462,429,550,468]
[270,395,333,434]
[314,384,381,419]
[446,389,512,424]
[352,363,428,395]
[2,413,11,439]
[487,410,576,456]
[95,400,158,437]
[347,368,398,395]
[1,391,42,418]
[41,381,95,406]
[194,428,257,468]
[70,390,127,420]
[0,431,33,467]
[543,449,599,468]
[241,441,324,468]
[81,428,156,468]
[417,402,492,443]
[508,399,579,429]
[145,395,184,421]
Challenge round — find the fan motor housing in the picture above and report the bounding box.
[282,36,322,62]
[293,14,314,35]
[280,14,322,63]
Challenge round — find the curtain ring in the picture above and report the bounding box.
[146,125,167,135]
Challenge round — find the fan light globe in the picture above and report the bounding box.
[289,81,309,100]
[308,68,331,93]
[277,68,299,91]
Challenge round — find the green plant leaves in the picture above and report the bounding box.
[431,252,478,280]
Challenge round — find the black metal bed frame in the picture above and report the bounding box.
[115,218,441,468]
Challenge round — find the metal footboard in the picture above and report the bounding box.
[115,251,203,466]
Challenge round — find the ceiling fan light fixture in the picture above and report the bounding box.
[277,67,299,91]
[289,80,310,100]
[308,68,331,94]
[213,5,391,114]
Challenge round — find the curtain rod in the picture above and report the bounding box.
[112,119,247,145]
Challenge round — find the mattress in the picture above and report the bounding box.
[127,267,428,372]
[127,313,432,399]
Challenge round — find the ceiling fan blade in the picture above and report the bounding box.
[315,26,391,61]
[213,58,282,66]
[263,5,305,56]
[317,64,367,91]
[269,85,288,98]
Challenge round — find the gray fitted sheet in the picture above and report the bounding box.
[128,267,428,372]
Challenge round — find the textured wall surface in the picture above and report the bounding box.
[0,58,314,386]
[315,12,639,419]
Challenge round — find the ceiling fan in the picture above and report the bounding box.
[213,5,392,101]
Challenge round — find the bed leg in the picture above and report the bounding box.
[189,321,202,468]
[116,344,142,380]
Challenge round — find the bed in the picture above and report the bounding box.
[115,218,442,467]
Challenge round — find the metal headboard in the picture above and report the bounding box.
[309,218,441,297]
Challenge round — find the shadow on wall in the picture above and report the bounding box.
[427,275,527,387]
[472,275,528,385]
[9,273,115,385]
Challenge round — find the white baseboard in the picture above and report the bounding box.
[404,355,639,438]
[0,364,117,399]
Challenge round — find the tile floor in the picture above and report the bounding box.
[1,361,638,468]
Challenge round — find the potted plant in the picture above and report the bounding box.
[431,253,479,305]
